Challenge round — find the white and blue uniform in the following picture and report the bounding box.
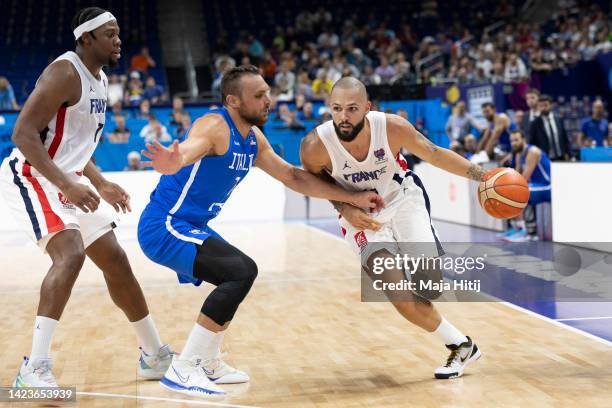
[511,144,551,205]
[138,108,257,285]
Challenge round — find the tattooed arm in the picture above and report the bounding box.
[387,114,486,182]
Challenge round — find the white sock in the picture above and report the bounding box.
[431,318,468,346]
[30,316,58,362]
[516,220,526,230]
[132,314,164,355]
[180,323,224,361]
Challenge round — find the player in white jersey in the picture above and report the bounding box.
[301,77,486,379]
[0,7,172,388]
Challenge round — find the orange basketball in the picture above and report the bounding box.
[478,168,530,219]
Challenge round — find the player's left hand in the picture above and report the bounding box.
[97,181,131,213]
[349,191,385,212]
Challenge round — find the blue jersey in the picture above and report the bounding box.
[148,108,258,227]
[511,144,551,185]
[488,117,513,149]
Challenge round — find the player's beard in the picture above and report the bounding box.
[240,107,268,127]
[333,117,365,142]
[108,57,119,68]
[512,142,524,154]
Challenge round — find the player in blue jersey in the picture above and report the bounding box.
[137,65,383,398]
[501,129,551,242]
[478,102,512,160]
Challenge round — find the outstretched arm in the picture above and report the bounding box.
[387,114,486,182]
[141,114,221,174]
[254,128,384,210]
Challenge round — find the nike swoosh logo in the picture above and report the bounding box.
[203,367,214,376]
[460,352,470,363]
[172,366,190,383]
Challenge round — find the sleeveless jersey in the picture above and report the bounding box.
[148,108,258,227]
[7,51,108,177]
[488,115,512,149]
[316,111,411,222]
[511,144,551,185]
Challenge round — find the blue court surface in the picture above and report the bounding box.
[307,218,612,344]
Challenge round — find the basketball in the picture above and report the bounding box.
[478,168,530,219]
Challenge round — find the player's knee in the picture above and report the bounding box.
[52,249,86,282]
[237,254,258,287]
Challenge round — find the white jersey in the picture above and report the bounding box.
[316,111,411,222]
[316,111,442,257]
[7,51,108,177]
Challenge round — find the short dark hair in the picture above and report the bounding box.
[72,7,107,45]
[220,65,261,106]
[510,128,525,138]
[526,88,540,96]
[538,94,552,103]
[481,102,495,109]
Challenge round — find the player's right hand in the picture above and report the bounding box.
[340,204,382,231]
[141,140,183,174]
[62,182,100,213]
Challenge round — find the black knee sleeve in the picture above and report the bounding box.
[193,237,258,325]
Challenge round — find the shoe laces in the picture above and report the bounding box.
[445,348,460,367]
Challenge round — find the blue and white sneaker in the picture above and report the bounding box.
[138,344,175,380]
[496,227,517,239]
[161,355,226,398]
[13,356,58,388]
[202,353,250,384]
[503,228,529,242]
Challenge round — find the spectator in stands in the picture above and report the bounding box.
[0,76,19,111]
[318,111,332,124]
[130,46,156,73]
[464,134,478,159]
[170,96,185,125]
[275,103,292,123]
[107,114,130,144]
[143,76,167,105]
[275,62,295,101]
[125,72,144,107]
[212,55,236,100]
[276,110,306,130]
[311,69,333,100]
[134,99,151,120]
[396,108,408,121]
[174,112,192,140]
[530,95,570,161]
[140,115,171,143]
[295,70,313,100]
[579,100,608,147]
[107,74,125,107]
[520,88,540,137]
[261,52,277,83]
[375,56,396,84]
[124,151,144,171]
[361,64,381,86]
[478,102,512,159]
[445,101,479,143]
[298,102,316,121]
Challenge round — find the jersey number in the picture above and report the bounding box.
[94,123,104,142]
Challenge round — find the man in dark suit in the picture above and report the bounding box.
[520,88,540,138]
[529,94,570,161]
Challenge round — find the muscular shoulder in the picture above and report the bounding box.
[527,144,542,158]
[495,113,511,126]
[385,113,412,133]
[37,60,81,104]
[300,128,330,170]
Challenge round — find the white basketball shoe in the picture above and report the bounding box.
[138,344,175,379]
[161,355,226,398]
[201,353,250,384]
[13,357,59,388]
[434,336,481,379]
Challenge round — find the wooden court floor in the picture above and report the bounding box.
[0,222,610,407]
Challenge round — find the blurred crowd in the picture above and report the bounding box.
[209,2,611,105]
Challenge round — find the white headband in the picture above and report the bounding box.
[73,12,116,40]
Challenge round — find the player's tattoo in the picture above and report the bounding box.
[418,132,439,153]
[467,164,486,181]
